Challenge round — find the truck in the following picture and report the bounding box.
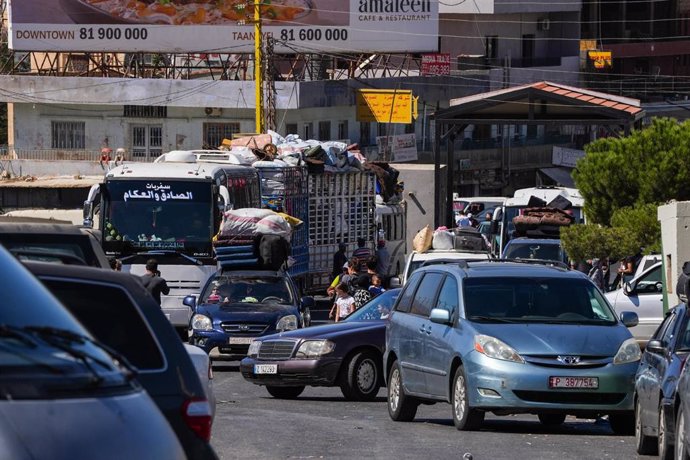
[489,186,585,258]
[82,150,383,335]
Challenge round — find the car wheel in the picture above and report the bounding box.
[609,412,635,436]
[451,365,484,431]
[538,413,566,426]
[265,385,305,399]
[677,407,690,460]
[634,397,657,454]
[658,403,673,460]
[340,351,381,401]
[387,360,418,422]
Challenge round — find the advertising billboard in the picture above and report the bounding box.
[376,134,418,162]
[356,89,417,124]
[8,0,439,53]
[421,53,450,76]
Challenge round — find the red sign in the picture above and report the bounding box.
[421,53,451,76]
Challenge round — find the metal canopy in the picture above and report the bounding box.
[432,81,646,227]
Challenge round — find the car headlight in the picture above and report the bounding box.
[295,340,335,359]
[276,315,298,331]
[191,314,212,331]
[613,337,641,365]
[247,340,261,358]
[474,334,524,364]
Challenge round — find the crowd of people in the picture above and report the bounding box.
[574,249,644,292]
[328,238,390,322]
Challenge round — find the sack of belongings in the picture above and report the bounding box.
[413,225,433,253]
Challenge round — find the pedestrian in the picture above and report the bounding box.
[617,256,635,286]
[456,210,471,227]
[332,242,348,281]
[588,258,605,290]
[329,282,355,322]
[109,257,122,271]
[352,275,373,310]
[375,240,390,277]
[352,238,371,272]
[368,274,386,298]
[140,258,170,306]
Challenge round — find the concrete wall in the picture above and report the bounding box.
[3,159,106,177]
[658,201,690,307]
[395,164,445,255]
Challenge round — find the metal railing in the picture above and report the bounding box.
[2,148,158,162]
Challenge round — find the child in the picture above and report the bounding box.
[368,274,386,298]
[207,286,222,303]
[329,282,355,322]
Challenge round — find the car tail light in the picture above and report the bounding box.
[182,398,213,442]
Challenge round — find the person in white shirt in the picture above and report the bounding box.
[329,282,356,322]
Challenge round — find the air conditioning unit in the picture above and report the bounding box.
[538,18,550,31]
[204,107,223,117]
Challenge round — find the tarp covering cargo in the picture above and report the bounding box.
[217,208,293,243]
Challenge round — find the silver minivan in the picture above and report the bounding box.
[0,245,185,460]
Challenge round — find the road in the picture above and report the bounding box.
[209,364,646,460]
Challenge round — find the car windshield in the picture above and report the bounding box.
[463,277,617,325]
[345,289,400,321]
[504,242,564,262]
[202,275,293,304]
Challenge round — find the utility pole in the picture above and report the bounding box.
[265,36,277,132]
[254,0,264,134]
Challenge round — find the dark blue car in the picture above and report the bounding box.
[241,289,400,401]
[635,303,690,459]
[187,270,313,360]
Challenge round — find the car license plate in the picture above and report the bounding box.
[229,337,254,345]
[549,376,598,389]
[254,364,277,374]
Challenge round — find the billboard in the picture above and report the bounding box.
[8,0,438,53]
[356,89,417,124]
[421,53,450,76]
[376,134,418,162]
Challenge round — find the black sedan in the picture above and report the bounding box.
[240,289,400,401]
[635,303,690,459]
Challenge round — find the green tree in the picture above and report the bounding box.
[610,203,661,254]
[561,224,638,263]
[573,117,690,225]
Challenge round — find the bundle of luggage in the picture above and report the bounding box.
[215,234,292,271]
[512,207,574,238]
[414,225,488,253]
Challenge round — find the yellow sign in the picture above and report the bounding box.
[588,51,612,70]
[356,89,418,124]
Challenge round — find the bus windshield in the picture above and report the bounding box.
[102,179,214,258]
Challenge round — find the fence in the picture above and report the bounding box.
[1,148,158,162]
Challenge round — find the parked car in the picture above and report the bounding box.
[188,269,314,360]
[635,304,690,459]
[0,245,185,459]
[606,261,664,346]
[241,289,400,400]
[501,237,568,264]
[24,261,217,460]
[384,260,641,434]
[0,216,109,267]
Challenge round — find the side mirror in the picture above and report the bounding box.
[300,296,315,310]
[218,185,232,212]
[389,276,402,289]
[620,311,639,328]
[623,281,634,296]
[429,308,452,325]
[645,339,665,354]
[183,295,197,310]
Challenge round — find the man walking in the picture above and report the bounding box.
[375,240,390,277]
[352,237,372,272]
[140,258,170,306]
[332,242,348,281]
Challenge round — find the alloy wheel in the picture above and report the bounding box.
[356,358,377,393]
[454,373,467,422]
[389,368,401,412]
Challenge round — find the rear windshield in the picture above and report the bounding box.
[43,279,165,370]
[463,277,616,325]
[504,242,564,262]
[0,234,101,267]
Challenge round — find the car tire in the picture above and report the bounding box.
[677,408,690,460]
[451,365,484,431]
[658,403,673,460]
[340,351,381,401]
[387,360,418,422]
[176,327,189,343]
[609,411,635,436]
[634,398,657,455]
[538,413,566,426]
[265,385,305,399]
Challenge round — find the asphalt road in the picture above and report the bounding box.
[209,364,648,460]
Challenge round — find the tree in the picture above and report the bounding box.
[610,203,661,254]
[573,117,690,225]
[560,224,638,264]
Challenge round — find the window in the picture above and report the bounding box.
[410,273,443,317]
[43,280,164,370]
[124,105,167,118]
[636,265,663,295]
[203,122,240,149]
[304,122,313,140]
[437,276,459,316]
[377,123,387,137]
[404,123,415,134]
[396,271,423,313]
[360,122,371,146]
[51,121,85,149]
[286,123,298,135]
[318,121,331,140]
[337,120,349,140]
[485,35,498,59]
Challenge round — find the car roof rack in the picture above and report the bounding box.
[11,249,88,265]
[490,258,569,270]
[420,259,470,269]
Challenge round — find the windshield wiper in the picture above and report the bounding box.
[119,250,203,266]
[467,316,520,323]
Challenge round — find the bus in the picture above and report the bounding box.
[375,201,406,276]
